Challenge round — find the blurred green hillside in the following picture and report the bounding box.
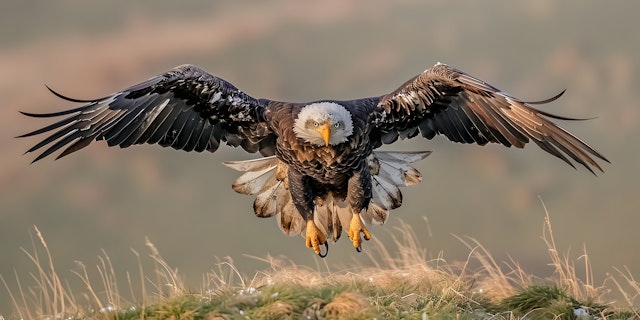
[1,0,638,315]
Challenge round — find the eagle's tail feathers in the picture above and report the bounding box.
[226,150,430,240]
[314,195,350,242]
[361,203,389,226]
[226,156,305,236]
[253,176,282,218]
[276,193,306,236]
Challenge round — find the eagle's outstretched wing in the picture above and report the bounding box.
[19,64,276,162]
[371,63,608,174]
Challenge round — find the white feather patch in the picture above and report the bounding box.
[371,175,402,210]
[372,150,432,165]
[224,156,278,172]
[223,156,278,195]
[365,150,431,224]
[370,151,431,186]
[231,166,276,195]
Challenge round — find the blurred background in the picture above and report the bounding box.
[1,0,638,313]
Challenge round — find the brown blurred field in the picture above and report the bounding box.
[1,0,639,314]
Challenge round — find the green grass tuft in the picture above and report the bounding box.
[502,285,611,319]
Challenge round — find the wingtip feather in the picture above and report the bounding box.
[524,89,566,105]
[45,84,98,103]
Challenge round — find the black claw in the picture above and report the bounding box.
[356,244,362,253]
[318,242,329,258]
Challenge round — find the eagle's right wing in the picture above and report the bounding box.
[19,64,277,162]
[370,63,608,174]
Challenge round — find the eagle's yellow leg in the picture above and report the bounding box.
[305,220,327,256]
[348,212,371,251]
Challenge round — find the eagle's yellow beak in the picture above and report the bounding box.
[316,123,331,146]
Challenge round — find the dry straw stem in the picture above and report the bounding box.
[540,199,599,300]
[1,226,78,319]
[608,266,640,318]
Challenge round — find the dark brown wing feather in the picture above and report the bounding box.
[18,64,276,162]
[371,63,608,174]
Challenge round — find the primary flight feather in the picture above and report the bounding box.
[19,63,608,256]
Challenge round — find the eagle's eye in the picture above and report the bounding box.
[334,122,341,128]
[313,121,319,127]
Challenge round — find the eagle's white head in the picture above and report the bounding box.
[293,102,354,147]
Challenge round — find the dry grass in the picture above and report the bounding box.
[2,207,639,319]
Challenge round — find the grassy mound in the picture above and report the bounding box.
[2,211,639,319]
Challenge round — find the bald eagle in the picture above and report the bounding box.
[19,63,608,257]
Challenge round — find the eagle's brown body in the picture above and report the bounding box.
[266,99,378,223]
[19,63,608,256]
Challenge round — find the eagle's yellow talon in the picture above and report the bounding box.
[348,213,371,250]
[305,220,327,256]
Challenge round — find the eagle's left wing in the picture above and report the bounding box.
[370,63,608,174]
[19,64,276,162]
